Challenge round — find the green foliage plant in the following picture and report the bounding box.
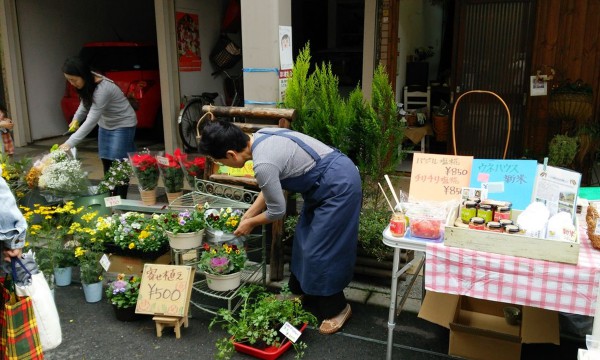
[106,273,141,309]
[209,285,317,360]
[548,134,578,167]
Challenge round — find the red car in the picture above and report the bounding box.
[60,41,162,129]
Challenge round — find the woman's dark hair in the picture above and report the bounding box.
[62,56,97,109]
[198,120,249,159]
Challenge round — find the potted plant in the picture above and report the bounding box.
[157,149,186,203]
[71,212,108,303]
[204,207,245,244]
[156,206,206,250]
[548,134,578,168]
[109,212,169,258]
[128,149,160,205]
[179,153,206,190]
[96,158,133,199]
[21,201,84,286]
[105,273,145,321]
[34,148,89,201]
[209,285,317,360]
[1,154,32,202]
[199,242,247,291]
[431,99,450,142]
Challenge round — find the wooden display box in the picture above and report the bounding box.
[444,206,580,264]
[108,252,172,275]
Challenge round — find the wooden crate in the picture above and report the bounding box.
[443,206,580,264]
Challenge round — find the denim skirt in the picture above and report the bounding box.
[98,126,136,160]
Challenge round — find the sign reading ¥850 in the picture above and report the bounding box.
[409,153,473,202]
[135,264,195,317]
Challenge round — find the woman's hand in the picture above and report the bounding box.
[234,218,255,237]
[3,248,22,262]
[59,143,71,151]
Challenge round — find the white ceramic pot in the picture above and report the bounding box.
[166,229,204,250]
[205,271,241,292]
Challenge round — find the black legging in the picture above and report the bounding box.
[288,272,347,321]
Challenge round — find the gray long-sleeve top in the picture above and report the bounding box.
[65,76,137,148]
[252,129,333,221]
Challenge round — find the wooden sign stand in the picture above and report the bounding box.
[152,315,188,339]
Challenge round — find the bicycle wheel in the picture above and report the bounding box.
[178,97,208,151]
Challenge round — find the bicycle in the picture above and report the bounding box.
[178,92,219,152]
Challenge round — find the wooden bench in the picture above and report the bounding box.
[201,105,296,281]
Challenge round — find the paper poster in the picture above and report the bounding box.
[530,76,547,96]
[279,69,292,102]
[469,159,538,210]
[408,153,473,202]
[279,26,293,71]
[176,12,202,72]
[532,164,581,220]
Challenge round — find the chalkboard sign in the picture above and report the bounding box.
[409,153,473,202]
[135,264,195,317]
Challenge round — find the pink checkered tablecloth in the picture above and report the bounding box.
[425,218,600,316]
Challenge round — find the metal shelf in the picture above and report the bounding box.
[168,180,267,315]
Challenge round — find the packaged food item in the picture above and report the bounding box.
[505,224,521,234]
[499,219,514,228]
[406,205,446,240]
[485,221,503,232]
[478,204,493,223]
[469,217,485,230]
[389,212,406,237]
[460,201,478,224]
[494,206,512,221]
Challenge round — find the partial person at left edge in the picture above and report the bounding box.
[0,103,15,157]
[59,56,137,174]
[0,172,26,273]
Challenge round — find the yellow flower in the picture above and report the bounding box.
[139,230,150,240]
[128,243,135,249]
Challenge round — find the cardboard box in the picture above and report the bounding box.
[418,291,560,360]
[108,252,171,275]
[444,206,580,264]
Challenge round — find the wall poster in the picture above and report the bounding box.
[176,12,202,72]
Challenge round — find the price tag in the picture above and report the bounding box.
[594,219,600,236]
[156,155,169,166]
[279,322,302,343]
[100,254,111,272]
[104,196,122,207]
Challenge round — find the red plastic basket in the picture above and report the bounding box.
[233,323,308,360]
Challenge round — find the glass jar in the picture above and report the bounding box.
[389,212,406,237]
[493,206,512,222]
[485,221,503,232]
[460,201,478,224]
[499,219,514,228]
[505,224,521,234]
[478,204,493,223]
[468,217,485,230]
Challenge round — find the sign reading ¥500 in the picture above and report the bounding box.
[135,264,195,317]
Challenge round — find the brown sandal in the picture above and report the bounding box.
[319,304,352,334]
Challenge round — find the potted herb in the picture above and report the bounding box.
[209,285,317,360]
[199,243,247,291]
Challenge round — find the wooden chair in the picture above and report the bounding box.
[403,86,431,153]
[199,105,296,281]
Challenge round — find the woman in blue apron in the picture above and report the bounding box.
[199,120,362,334]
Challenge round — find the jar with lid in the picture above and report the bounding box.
[478,204,493,223]
[499,219,513,228]
[485,221,503,232]
[505,224,521,234]
[469,217,485,230]
[493,206,512,222]
[389,212,406,237]
[460,201,478,224]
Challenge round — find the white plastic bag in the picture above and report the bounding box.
[15,271,62,351]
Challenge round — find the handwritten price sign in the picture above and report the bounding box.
[408,153,473,202]
[135,264,195,317]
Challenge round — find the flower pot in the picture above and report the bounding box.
[104,242,171,260]
[72,188,111,222]
[112,304,145,322]
[110,184,129,199]
[205,271,241,292]
[166,230,204,250]
[233,323,308,360]
[82,281,103,303]
[166,191,183,204]
[54,266,73,286]
[206,227,244,246]
[140,188,157,205]
[432,114,449,142]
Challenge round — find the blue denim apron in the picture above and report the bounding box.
[252,130,362,296]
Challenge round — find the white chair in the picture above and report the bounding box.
[402,86,431,153]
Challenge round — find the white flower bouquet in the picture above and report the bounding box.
[34,149,89,200]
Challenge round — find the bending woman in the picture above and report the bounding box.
[198,120,362,335]
[59,56,137,174]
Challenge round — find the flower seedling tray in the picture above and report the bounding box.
[443,206,580,264]
[233,323,307,360]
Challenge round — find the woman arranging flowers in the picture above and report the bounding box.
[199,121,361,334]
[157,206,206,250]
[199,242,247,291]
[157,149,186,203]
[128,149,159,205]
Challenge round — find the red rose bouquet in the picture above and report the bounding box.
[179,153,206,190]
[157,149,185,193]
[128,150,159,191]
